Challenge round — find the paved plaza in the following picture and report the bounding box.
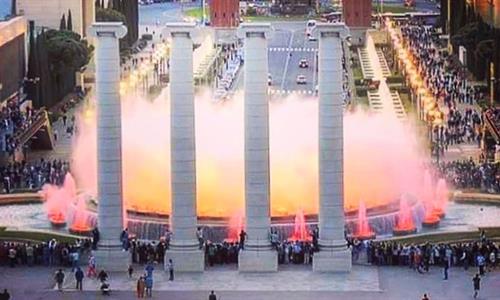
[1,265,499,299]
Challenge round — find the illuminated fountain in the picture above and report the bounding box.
[42,173,77,227]
[68,194,95,236]
[289,210,310,241]
[393,195,417,236]
[433,178,448,218]
[353,201,376,240]
[225,210,244,242]
[422,169,440,228]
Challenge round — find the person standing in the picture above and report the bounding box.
[473,273,481,298]
[75,267,84,291]
[87,254,97,278]
[477,254,486,276]
[54,269,65,291]
[239,230,247,250]
[0,289,10,300]
[136,276,146,298]
[167,259,174,281]
[208,290,217,300]
[145,275,153,298]
[421,293,430,300]
[443,258,449,280]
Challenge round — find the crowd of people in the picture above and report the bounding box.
[0,238,92,268]
[436,159,500,192]
[400,22,487,157]
[362,238,498,276]
[0,159,70,193]
[0,97,40,157]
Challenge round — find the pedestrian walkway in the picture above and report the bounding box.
[58,265,380,292]
[269,47,318,53]
[364,35,406,120]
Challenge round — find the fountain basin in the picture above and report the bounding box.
[393,227,417,236]
[422,215,440,228]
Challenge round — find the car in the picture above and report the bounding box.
[296,75,307,85]
[299,59,309,68]
[268,74,272,86]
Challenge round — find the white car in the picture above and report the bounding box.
[296,75,307,85]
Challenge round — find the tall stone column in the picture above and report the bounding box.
[88,22,130,271]
[313,23,352,272]
[237,23,277,272]
[164,23,204,272]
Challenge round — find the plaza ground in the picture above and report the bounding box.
[0,265,499,299]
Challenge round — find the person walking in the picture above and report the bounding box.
[54,269,65,291]
[87,254,97,278]
[136,276,145,298]
[208,290,217,300]
[167,259,174,281]
[75,267,84,291]
[473,273,481,298]
[421,294,430,300]
[0,289,10,300]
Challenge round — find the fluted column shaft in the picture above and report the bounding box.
[318,31,346,249]
[90,23,127,251]
[244,30,272,249]
[169,28,198,249]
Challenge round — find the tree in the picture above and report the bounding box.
[44,29,93,74]
[67,10,73,31]
[26,21,40,107]
[96,7,126,23]
[60,14,66,31]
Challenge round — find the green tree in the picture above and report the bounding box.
[59,14,66,31]
[95,7,126,23]
[44,29,93,74]
[67,10,73,31]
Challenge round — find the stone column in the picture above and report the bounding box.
[88,22,130,271]
[313,23,352,273]
[237,23,277,272]
[164,23,204,272]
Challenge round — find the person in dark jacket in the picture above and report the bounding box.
[75,267,84,290]
[208,290,217,300]
[473,273,481,298]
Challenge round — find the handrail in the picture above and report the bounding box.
[484,110,500,142]
[14,108,50,146]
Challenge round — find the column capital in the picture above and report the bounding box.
[88,22,127,39]
[164,22,197,39]
[237,23,272,39]
[314,22,350,40]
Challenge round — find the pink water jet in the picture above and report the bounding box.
[289,210,310,241]
[393,195,417,236]
[42,173,77,226]
[226,210,244,242]
[433,178,448,218]
[69,195,93,235]
[353,200,376,240]
[422,169,440,227]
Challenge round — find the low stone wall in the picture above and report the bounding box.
[452,191,500,205]
[0,192,43,206]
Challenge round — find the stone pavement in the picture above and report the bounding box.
[60,265,380,292]
[1,265,499,300]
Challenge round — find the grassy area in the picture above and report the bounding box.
[373,4,415,14]
[183,7,210,20]
[0,229,77,243]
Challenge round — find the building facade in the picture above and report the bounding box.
[343,0,371,28]
[16,0,94,37]
[0,16,26,102]
[210,0,240,27]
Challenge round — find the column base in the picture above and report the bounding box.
[165,249,204,272]
[313,248,352,272]
[238,249,278,272]
[94,248,131,272]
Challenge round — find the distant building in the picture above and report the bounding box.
[343,0,372,45]
[16,0,94,37]
[210,0,240,27]
[343,0,371,28]
[0,16,26,103]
